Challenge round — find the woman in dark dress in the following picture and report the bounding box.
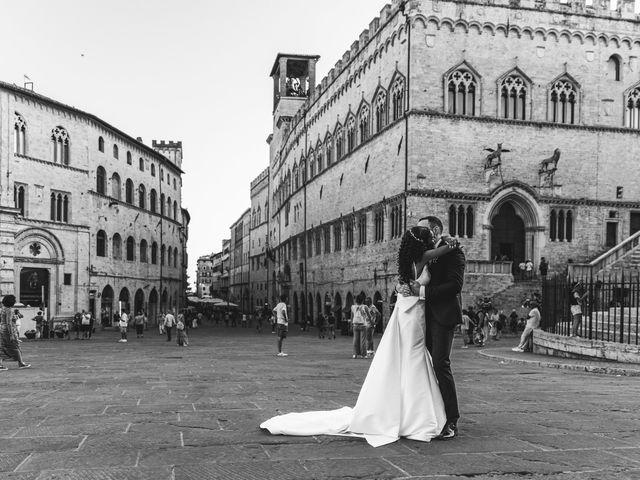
[0,295,31,370]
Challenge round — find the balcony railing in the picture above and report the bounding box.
[465,260,512,274]
[568,230,640,279]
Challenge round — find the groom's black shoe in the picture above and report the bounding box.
[436,423,458,440]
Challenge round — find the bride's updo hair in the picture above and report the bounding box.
[397,226,435,284]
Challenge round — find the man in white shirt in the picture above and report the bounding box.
[512,300,541,352]
[164,311,176,342]
[273,295,289,357]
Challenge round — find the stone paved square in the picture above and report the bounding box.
[1,325,640,479]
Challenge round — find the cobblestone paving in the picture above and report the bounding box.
[1,325,639,479]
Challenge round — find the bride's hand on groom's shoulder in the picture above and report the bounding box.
[442,235,463,250]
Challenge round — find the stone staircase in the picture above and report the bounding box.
[489,280,542,313]
[569,230,640,278]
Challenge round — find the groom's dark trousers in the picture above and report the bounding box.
[423,245,465,425]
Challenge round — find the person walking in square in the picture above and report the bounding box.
[273,295,289,357]
[0,295,31,370]
[164,311,176,342]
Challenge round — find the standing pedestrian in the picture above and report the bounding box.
[512,300,541,352]
[176,313,189,346]
[317,313,326,339]
[350,293,369,359]
[273,295,289,357]
[327,311,336,339]
[539,257,549,280]
[525,259,534,279]
[0,295,31,370]
[364,297,379,357]
[134,311,145,338]
[570,281,587,337]
[164,311,176,342]
[118,312,128,343]
[81,310,91,339]
[33,311,44,340]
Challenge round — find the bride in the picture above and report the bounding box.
[260,226,460,447]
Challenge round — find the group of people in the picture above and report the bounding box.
[350,295,381,358]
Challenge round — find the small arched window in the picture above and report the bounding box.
[325,134,333,167]
[111,173,121,200]
[335,125,344,159]
[358,103,370,144]
[161,244,166,265]
[126,151,132,165]
[96,166,106,195]
[14,184,25,216]
[160,193,165,216]
[151,242,158,264]
[173,201,177,220]
[112,233,122,260]
[174,247,178,268]
[140,239,148,263]
[374,90,388,132]
[96,230,107,257]
[126,236,135,261]
[113,144,119,159]
[98,136,104,152]
[138,184,146,209]
[125,179,134,204]
[150,189,157,213]
[167,196,172,217]
[139,158,144,172]
[625,85,640,129]
[14,113,26,155]
[346,116,356,153]
[151,164,156,176]
[608,55,621,81]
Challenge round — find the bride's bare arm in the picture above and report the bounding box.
[420,242,457,262]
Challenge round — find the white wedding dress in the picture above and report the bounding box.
[260,265,446,447]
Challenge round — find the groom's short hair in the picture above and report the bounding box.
[418,216,443,232]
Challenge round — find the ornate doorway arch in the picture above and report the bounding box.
[485,186,543,271]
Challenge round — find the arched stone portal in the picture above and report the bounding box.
[119,288,130,314]
[134,289,145,316]
[149,289,158,325]
[101,285,114,327]
[487,187,542,274]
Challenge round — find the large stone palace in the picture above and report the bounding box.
[221,0,640,322]
[0,82,189,324]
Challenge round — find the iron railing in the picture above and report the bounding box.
[541,272,640,345]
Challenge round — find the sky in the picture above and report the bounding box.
[1,0,380,287]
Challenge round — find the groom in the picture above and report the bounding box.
[399,216,465,439]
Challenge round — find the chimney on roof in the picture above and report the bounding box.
[136,137,143,143]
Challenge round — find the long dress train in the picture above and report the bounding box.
[260,267,446,447]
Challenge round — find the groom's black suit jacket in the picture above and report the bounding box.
[424,244,465,329]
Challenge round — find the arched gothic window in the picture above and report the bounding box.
[111,173,121,200]
[174,247,178,268]
[500,74,527,120]
[96,166,107,195]
[113,144,119,159]
[325,134,333,167]
[161,245,166,265]
[309,153,316,178]
[126,236,135,261]
[335,125,344,159]
[126,151,132,165]
[51,126,70,165]
[549,208,573,242]
[14,113,26,155]
[316,146,323,173]
[139,158,144,172]
[151,164,156,176]
[98,136,104,152]
[550,80,577,125]
[160,193,165,216]
[608,55,621,81]
[625,86,640,129]
[390,204,403,238]
[374,90,388,132]
[346,116,356,153]
[168,246,172,266]
[138,184,146,209]
[150,189,157,213]
[293,164,299,190]
[96,230,107,257]
[300,158,307,184]
[358,104,370,144]
[140,239,148,263]
[14,184,25,216]
[167,197,172,218]
[448,203,475,238]
[173,201,177,220]
[50,192,69,223]
[112,234,122,260]
[391,75,405,121]
[151,242,158,264]
[125,179,134,204]
[446,68,478,116]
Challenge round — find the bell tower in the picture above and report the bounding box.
[270,53,320,128]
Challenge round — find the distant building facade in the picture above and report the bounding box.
[196,254,214,298]
[0,81,188,324]
[249,168,270,311]
[229,210,250,311]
